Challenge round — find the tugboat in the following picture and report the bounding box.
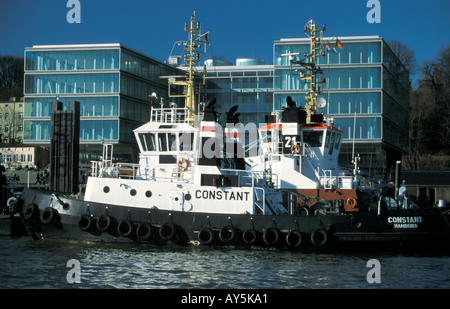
[13,15,450,250]
[245,20,376,216]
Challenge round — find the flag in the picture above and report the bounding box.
[326,44,337,53]
[336,39,343,49]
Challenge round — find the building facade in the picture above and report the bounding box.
[23,44,183,165]
[273,36,410,171]
[0,97,24,144]
[201,58,274,125]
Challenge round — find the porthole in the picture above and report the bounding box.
[145,190,152,198]
[130,189,137,196]
[185,193,192,201]
[103,186,110,193]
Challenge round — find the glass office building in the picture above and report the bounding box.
[201,58,274,125]
[274,36,409,171]
[24,44,182,164]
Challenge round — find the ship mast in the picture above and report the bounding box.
[168,12,210,124]
[287,20,327,123]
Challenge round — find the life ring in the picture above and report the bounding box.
[6,197,17,213]
[136,223,153,241]
[310,229,327,247]
[346,197,358,208]
[159,222,177,240]
[177,158,189,171]
[118,220,135,237]
[78,214,94,231]
[263,227,279,246]
[198,227,214,245]
[286,229,302,248]
[291,143,301,154]
[242,229,257,245]
[219,225,236,244]
[40,207,58,224]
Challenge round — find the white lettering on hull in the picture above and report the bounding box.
[387,216,422,229]
[195,190,250,201]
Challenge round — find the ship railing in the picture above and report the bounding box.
[141,166,194,183]
[221,169,278,189]
[150,106,190,124]
[271,141,283,154]
[302,143,325,179]
[91,161,139,179]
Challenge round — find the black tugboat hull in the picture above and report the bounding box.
[16,188,450,250]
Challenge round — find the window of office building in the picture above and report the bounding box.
[120,49,178,82]
[120,75,166,102]
[24,97,118,117]
[274,42,380,66]
[26,50,119,71]
[80,120,118,140]
[23,121,51,141]
[274,67,380,91]
[334,117,381,139]
[327,92,381,114]
[25,73,119,95]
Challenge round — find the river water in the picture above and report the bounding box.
[0,237,449,291]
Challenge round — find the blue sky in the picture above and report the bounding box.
[1,0,449,80]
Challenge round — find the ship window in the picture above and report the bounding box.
[139,133,156,151]
[179,133,194,151]
[324,131,331,148]
[157,133,178,152]
[329,132,336,155]
[303,130,324,147]
[145,190,152,198]
[130,189,137,196]
[334,133,341,150]
[103,186,110,193]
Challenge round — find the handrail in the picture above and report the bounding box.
[150,106,190,124]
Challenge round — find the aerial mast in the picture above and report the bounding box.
[168,12,210,124]
[302,20,326,123]
[284,20,327,123]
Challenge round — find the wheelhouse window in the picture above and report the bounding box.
[139,133,156,151]
[302,130,324,147]
[179,133,194,151]
[157,132,177,152]
[328,132,336,155]
[334,133,341,150]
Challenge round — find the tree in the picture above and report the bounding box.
[0,55,24,101]
[387,40,417,77]
[404,45,450,169]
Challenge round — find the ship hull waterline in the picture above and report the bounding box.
[16,188,450,250]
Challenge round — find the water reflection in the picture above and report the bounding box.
[0,238,449,289]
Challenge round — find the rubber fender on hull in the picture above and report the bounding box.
[263,227,280,246]
[22,203,38,220]
[159,222,177,241]
[96,214,115,232]
[242,229,257,245]
[286,229,302,248]
[136,223,153,241]
[78,214,95,232]
[219,225,236,244]
[198,227,214,245]
[117,220,135,238]
[40,207,59,224]
[310,229,327,247]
